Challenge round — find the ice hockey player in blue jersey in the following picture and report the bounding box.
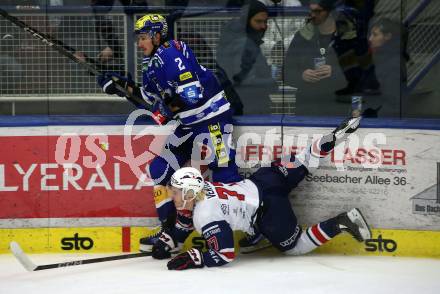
[150,116,372,270]
[96,14,241,252]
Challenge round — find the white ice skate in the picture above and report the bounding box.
[333,116,362,141]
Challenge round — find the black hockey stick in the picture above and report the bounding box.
[10,241,152,271]
[0,8,152,109]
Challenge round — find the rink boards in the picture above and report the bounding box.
[0,116,439,258]
[1,226,440,258]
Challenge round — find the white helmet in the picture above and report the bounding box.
[170,167,205,203]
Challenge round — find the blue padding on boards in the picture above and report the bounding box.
[0,115,439,130]
[232,115,284,126]
[232,115,440,130]
[0,115,156,127]
[280,116,440,130]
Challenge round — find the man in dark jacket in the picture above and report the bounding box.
[216,0,278,115]
[362,18,402,117]
[284,0,347,116]
[332,0,380,97]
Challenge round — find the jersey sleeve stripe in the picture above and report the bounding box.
[140,87,159,104]
[202,224,219,234]
[102,80,113,93]
[176,221,194,231]
[182,43,188,58]
[218,248,235,262]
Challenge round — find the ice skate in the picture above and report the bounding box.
[333,116,361,141]
[139,227,163,253]
[311,116,362,157]
[335,208,372,242]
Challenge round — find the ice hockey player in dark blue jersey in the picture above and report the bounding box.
[150,116,372,270]
[96,14,241,252]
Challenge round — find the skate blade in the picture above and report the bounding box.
[334,117,361,139]
[347,208,372,241]
[139,244,153,253]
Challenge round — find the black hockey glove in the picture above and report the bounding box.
[97,72,135,97]
[152,232,177,260]
[167,248,204,270]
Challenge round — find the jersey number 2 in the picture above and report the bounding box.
[174,57,186,71]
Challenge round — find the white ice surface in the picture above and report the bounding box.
[1,252,440,294]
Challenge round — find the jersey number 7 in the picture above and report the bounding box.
[212,182,245,201]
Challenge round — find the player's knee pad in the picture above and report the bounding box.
[283,231,317,256]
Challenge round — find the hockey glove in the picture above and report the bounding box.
[97,72,135,97]
[167,248,204,270]
[152,232,177,260]
[152,101,174,125]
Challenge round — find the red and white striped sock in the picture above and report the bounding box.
[305,223,333,247]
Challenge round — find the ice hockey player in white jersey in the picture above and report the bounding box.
[151,116,372,270]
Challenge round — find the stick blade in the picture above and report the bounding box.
[10,241,37,271]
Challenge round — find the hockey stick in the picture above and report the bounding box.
[10,241,152,272]
[0,8,152,109]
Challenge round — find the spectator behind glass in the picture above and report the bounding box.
[332,0,380,99]
[258,0,303,82]
[283,0,346,116]
[95,0,147,68]
[216,0,278,115]
[362,18,402,118]
[74,0,148,74]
